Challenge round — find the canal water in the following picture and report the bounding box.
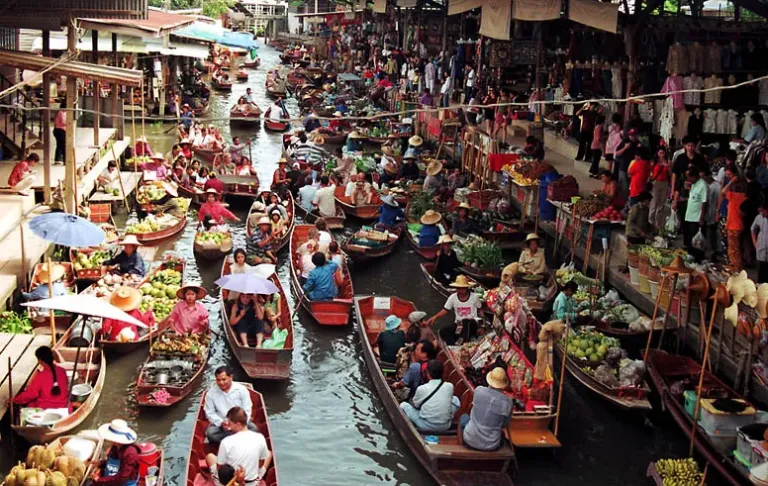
[0,40,717,486]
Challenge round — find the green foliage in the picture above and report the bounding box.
[147,0,234,17]
[202,0,235,18]
[0,311,32,334]
[407,191,435,222]
[457,236,502,268]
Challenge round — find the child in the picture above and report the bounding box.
[751,202,768,283]
[270,210,284,238]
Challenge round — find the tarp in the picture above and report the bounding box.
[479,0,511,40]
[219,31,256,50]
[173,21,255,49]
[568,0,619,33]
[513,0,560,20]
[373,0,386,12]
[448,0,481,15]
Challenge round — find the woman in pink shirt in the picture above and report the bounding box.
[53,107,66,163]
[167,284,209,335]
[589,115,607,177]
[603,113,624,174]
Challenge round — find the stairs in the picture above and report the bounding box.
[0,72,44,159]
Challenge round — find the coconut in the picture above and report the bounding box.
[27,446,45,468]
[39,449,57,471]
[45,471,67,486]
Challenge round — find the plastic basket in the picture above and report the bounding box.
[649,280,660,299]
[629,267,641,286]
[640,275,651,294]
[89,203,112,224]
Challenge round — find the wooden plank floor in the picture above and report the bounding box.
[0,333,51,419]
[89,171,142,202]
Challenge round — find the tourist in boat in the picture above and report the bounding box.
[418,210,442,247]
[93,419,140,486]
[425,275,481,345]
[103,235,146,276]
[298,239,318,283]
[269,210,285,238]
[235,96,255,115]
[552,281,578,324]
[247,217,276,264]
[228,137,249,165]
[518,233,547,275]
[168,284,209,334]
[459,367,513,451]
[272,159,292,195]
[97,161,122,194]
[236,157,257,177]
[181,166,196,188]
[303,252,341,301]
[203,171,226,194]
[398,153,420,181]
[434,235,461,285]
[230,293,267,348]
[12,345,69,410]
[215,407,273,484]
[312,176,337,218]
[328,241,344,267]
[196,167,210,188]
[22,263,67,308]
[395,313,428,380]
[205,367,261,444]
[391,339,436,401]
[247,202,267,230]
[345,173,363,198]
[135,136,152,157]
[219,154,237,175]
[102,287,155,342]
[266,192,288,220]
[199,189,240,224]
[423,161,443,195]
[227,249,252,302]
[169,164,185,186]
[243,87,255,104]
[268,99,286,122]
[7,152,39,196]
[180,138,193,160]
[351,174,374,207]
[400,359,458,432]
[298,175,318,212]
[452,203,476,235]
[377,194,404,229]
[315,218,333,251]
[377,315,406,364]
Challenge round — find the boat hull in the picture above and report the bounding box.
[333,186,380,221]
[130,216,187,244]
[342,226,403,262]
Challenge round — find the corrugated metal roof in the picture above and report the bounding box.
[79,8,196,38]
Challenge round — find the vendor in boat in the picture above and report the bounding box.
[247,217,276,264]
[92,419,141,486]
[204,367,261,444]
[552,281,578,323]
[22,263,67,305]
[401,359,458,433]
[376,315,406,364]
[377,195,404,229]
[408,135,423,156]
[425,275,481,345]
[459,367,513,451]
[518,233,547,275]
[418,210,443,247]
[346,131,365,153]
[180,138,193,160]
[303,252,341,301]
[98,161,122,194]
[12,345,69,410]
[272,159,292,195]
[434,235,462,285]
[398,152,421,181]
[378,145,399,187]
[423,161,443,195]
[102,287,155,342]
[452,203,476,235]
[203,171,226,194]
[142,154,168,180]
[230,293,268,348]
[103,235,146,277]
[351,174,374,207]
[168,283,209,335]
[198,189,240,224]
[134,136,152,157]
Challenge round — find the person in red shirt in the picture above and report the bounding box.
[180,139,193,160]
[203,171,226,194]
[649,147,671,230]
[93,419,141,486]
[377,75,393,89]
[198,189,240,224]
[8,152,39,195]
[13,345,69,410]
[720,178,748,271]
[134,136,153,157]
[101,287,154,342]
[627,147,652,207]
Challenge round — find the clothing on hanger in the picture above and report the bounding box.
[705,43,722,74]
[638,102,654,123]
[662,74,684,110]
[666,43,688,75]
[715,109,728,134]
[688,43,704,73]
[653,99,664,133]
[703,108,717,133]
[611,66,623,98]
[659,97,675,144]
[703,76,723,105]
[683,75,703,106]
[675,109,691,141]
[743,110,755,138]
[726,109,739,135]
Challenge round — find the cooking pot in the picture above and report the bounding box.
[70,383,93,404]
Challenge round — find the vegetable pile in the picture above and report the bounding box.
[566,329,646,389]
[548,175,580,201]
[151,332,207,359]
[83,273,143,299]
[72,249,112,271]
[0,311,32,334]
[591,206,623,222]
[139,268,183,321]
[137,183,167,204]
[125,214,180,234]
[573,194,610,218]
[457,236,503,268]
[195,232,232,245]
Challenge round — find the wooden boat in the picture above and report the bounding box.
[192,147,224,163]
[177,184,205,206]
[341,225,403,262]
[220,259,293,380]
[243,56,261,68]
[100,319,171,356]
[406,228,440,260]
[192,101,210,117]
[646,350,748,485]
[333,186,381,221]
[293,202,346,229]
[184,386,278,486]
[229,104,262,126]
[436,336,561,450]
[420,262,484,299]
[236,70,249,81]
[193,231,234,260]
[69,248,115,282]
[12,333,106,444]
[211,77,232,90]
[554,339,652,411]
[289,225,354,326]
[479,220,524,250]
[48,434,104,484]
[220,174,261,199]
[246,193,296,253]
[130,216,187,244]
[264,108,290,132]
[460,265,502,287]
[315,129,349,145]
[512,273,558,314]
[354,295,516,484]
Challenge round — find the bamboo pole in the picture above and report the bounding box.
[19,222,27,291]
[644,273,668,362]
[554,316,570,436]
[71,147,78,214]
[689,299,720,456]
[140,78,146,139]
[8,356,14,421]
[47,258,56,347]
[111,144,130,210]
[654,273,680,355]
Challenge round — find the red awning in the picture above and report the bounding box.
[79,8,197,38]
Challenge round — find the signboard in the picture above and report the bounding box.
[373,297,391,311]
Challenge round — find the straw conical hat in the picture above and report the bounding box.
[37,264,66,284]
[449,275,475,288]
[110,286,142,312]
[757,284,768,319]
[420,210,442,225]
[408,135,423,147]
[176,283,207,300]
[426,160,443,176]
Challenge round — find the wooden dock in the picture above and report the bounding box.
[0,333,53,420]
[89,171,143,203]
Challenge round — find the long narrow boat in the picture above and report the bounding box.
[185,386,278,486]
[192,147,224,164]
[264,108,290,131]
[647,350,749,485]
[290,225,353,326]
[333,186,381,221]
[177,185,205,206]
[406,229,440,260]
[229,105,262,126]
[354,295,516,485]
[435,336,561,450]
[459,265,502,287]
[211,77,232,91]
[219,174,261,200]
[554,339,652,411]
[130,216,188,244]
[246,193,296,253]
[193,231,234,261]
[12,327,106,444]
[341,226,403,263]
[220,259,293,380]
[420,262,484,298]
[293,202,346,229]
[236,71,249,82]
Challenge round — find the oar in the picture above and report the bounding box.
[553,315,570,437]
[110,144,131,210]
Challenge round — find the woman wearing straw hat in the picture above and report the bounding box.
[377,194,405,229]
[418,210,443,247]
[103,235,146,276]
[423,160,443,195]
[458,367,513,451]
[425,275,481,345]
[167,283,209,335]
[518,233,548,275]
[346,130,365,153]
[92,419,141,486]
[198,189,240,225]
[408,135,423,154]
[452,202,476,236]
[22,263,67,304]
[398,151,421,182]
[142,153,169,180]
[134,136,153,157]
[102,287,155,342]
[433,234,461,285]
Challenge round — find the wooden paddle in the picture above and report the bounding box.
[110,144,130,210]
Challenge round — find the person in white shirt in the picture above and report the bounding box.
[400,360,459,432]
[345,172,362,197]
[315,218,333,252]
[465,65,476,102]
[312,176,337,218]
[300,240,318,280]
[204,366,260,443]
[424,60,436,94]
[440,73,453,108]
[269,101,284,121]
[216,407,272,484]
[424,275,481,345]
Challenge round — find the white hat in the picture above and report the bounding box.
[253,201,266,211]
[257,216,271,226]
[408,311,427,324]
[381,194,398,207]
[120,235,142,246]
[98,419,138,445]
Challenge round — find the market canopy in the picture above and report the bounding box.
[79,8,197,39]
[174,22,256,50]
[28,32,208,59]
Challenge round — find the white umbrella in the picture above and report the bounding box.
[22,294,149,328]
[249,263,276,279]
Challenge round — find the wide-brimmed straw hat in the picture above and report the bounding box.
[426,160,442,176]
[449,275,474,288]
[526,233,541,243]
[257,216,271,226]
[757,283,768,319]
[420,210,442,225]
[176,283,207,300]
[162,182,178,198]
[37,264,66,284]
[120,235,142,247]
[486,367,509,390]
[205,188,220,195]
[110,286,142,312]
[313,135,325,145]
[381,194,398,207]
[408,135,423,147]
[278,158,289,165]
[385,314,402,331]
[99,419,138,445]
[458,202,472,211]
[437,234,454,245]
[382,145,394,156]
[348,131,365,139]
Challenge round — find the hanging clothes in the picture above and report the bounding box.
[759,79,768,106]
[653,99,665,133]
[715,109,729,135]
[687,42,705,74]
[675,109,691,142]
[660,97,675,144]
[705,43,722,74]
[703,109,717,133]
[662,75,685,110]
[726,110,739,135]
[666,43,689,75]
[743,110,755,139]
[638,102,654,123]
[703,76,723,105]
[683,75,703,106]
[611,65,623,99]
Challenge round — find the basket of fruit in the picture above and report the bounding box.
[70,248,115,280]
[647,458,704,486]
[546,175,579,202]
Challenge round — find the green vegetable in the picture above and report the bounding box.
[407,191,435,222]
[0,311,33,334]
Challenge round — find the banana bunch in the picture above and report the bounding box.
[655,458,703,486]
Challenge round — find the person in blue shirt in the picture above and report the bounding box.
[377,195,404,229]
[103,235,146,276]
[391,339,436,401]
[551,281,578,323]
[418,210,442,247]
[744,113,767,144]
[304,113,322,132]
[346,131,364,152]
[303,252,340,301]
[23,264,68,311]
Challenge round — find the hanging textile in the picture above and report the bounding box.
[568,0,619,34]
[703,76,722,105]
[659,97,675,144]
[479,0,512,40]
[373,0,386,13]
[703,109,717,133]
[683,75,703,106]
[512,0,560,21]
[448,0,481,15]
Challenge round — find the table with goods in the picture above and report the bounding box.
[140,333,209,405]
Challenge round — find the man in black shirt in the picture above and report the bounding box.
[613,128,643,194]
[671,136,709,222]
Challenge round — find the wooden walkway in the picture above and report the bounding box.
[89,172,143,203]
[0,333,52,420]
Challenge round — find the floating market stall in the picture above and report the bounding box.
[125,213,189,244]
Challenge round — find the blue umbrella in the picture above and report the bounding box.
[29,212,105,248]
[215,272,279,295]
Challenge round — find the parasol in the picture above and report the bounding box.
[29,212,106,248]
[215,267,279,295]
[22,294,149,328]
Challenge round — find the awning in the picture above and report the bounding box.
[31,32,149,54]
[173,22,255,49]
[79,8,197,39]
[156,42,209,59]
[293,9,362,17]
[0,49,142,86]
